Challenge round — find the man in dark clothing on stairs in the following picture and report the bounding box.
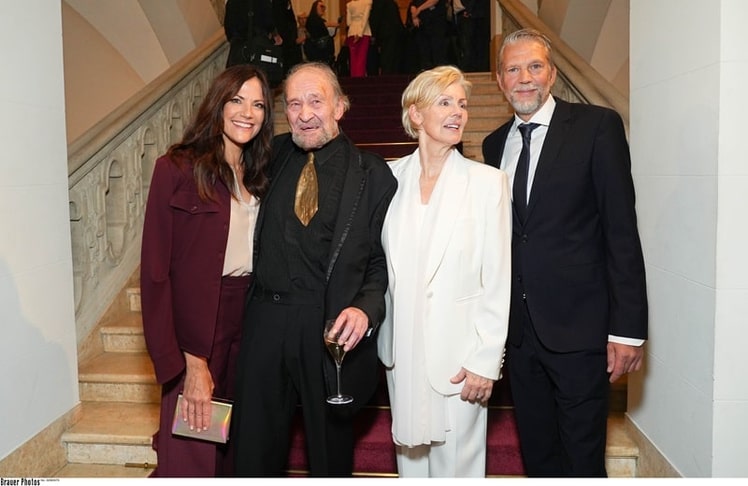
[369,0,406,74]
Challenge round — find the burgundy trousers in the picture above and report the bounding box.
[347,35,371,77]
[150,274,252,477]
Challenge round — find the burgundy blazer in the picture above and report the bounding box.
[140,154,232,384]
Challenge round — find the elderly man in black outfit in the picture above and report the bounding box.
[233,62,397,477]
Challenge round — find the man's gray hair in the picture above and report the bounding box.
[283,62,351,113]
[498,28,554,70]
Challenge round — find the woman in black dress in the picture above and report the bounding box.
[304,0,337,65]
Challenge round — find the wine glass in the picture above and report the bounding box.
[323,319,353,405]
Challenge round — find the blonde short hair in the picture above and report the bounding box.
[401,66,472,139]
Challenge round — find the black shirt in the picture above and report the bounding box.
[255,135,349,293]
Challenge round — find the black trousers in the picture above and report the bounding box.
[377,32,404,74]
[233,295,354,477]
[507,305,609,477]
[415,20,448,70]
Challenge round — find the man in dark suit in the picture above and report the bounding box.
[225,0,279,68]
[409,0,448,70]
[368,0,406,74]
[482,28,648,477]
[233,61,397,477]
[452,0,490,72]
[274,0,304,73]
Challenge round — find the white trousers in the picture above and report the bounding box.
[394,394,488,477]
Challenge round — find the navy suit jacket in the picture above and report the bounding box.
[482,99,648,352]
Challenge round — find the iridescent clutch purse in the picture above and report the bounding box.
[171,394,233,443]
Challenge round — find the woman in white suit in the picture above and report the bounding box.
[378,65,512,477]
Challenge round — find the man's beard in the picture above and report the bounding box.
[509,90,546,116]
[291,126,335,151]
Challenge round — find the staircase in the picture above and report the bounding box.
[53,72,639,478]
[56,280,156,478]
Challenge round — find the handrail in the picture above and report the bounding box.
[498,0,629,127]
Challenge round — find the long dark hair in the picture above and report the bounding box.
[167,64,273,201]
[308,0,325,24]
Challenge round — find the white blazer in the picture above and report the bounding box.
[378,148,512,395]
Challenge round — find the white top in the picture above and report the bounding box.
[388,156,449,447]
[222,176,259,276]
[499,95,555,205]
[346,0,372,37]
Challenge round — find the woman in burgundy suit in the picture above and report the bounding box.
[140,65,273,477]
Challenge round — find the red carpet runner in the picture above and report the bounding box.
[286,367,525,477]
[338,75,418,161]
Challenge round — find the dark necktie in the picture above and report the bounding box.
[294,152,318,226]
[513,122,540,223]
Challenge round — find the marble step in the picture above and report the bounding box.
[100,312,146,353]
[78,351,159,403]
[606,414,639,477]
[462,128,508,147]
[464,116,512,132]
[465,72,496,82]
[462,104,512,117]
[126,287,141,312]
[54,463,153,478]
[61,401,158,466]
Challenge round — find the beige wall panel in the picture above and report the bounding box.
[590,0,629,95]
[140,0,220,64]
[62,2,144,142]
[176,0,222,45]
[66,0,168,82]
